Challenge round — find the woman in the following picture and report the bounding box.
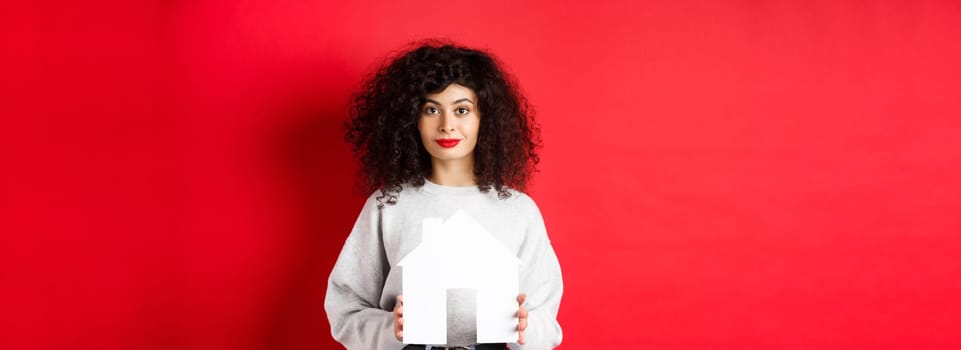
[325,40,563,350]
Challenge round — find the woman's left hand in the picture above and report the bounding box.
[517,293,528,345]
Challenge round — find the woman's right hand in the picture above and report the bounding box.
[393,295,404,341]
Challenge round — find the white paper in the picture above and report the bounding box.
[398,210,521,345]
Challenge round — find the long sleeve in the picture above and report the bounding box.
[512,202,564,349]
[325,196,403,350]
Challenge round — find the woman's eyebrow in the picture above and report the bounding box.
[424,98,474,105]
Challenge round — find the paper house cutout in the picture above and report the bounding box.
[397,209,522,345]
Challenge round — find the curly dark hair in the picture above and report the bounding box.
[346,40,541,206]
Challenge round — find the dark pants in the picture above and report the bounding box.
[402,344,508,350]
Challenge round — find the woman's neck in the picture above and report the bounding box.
[428,157,476,186]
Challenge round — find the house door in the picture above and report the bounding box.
[446,288,477,346]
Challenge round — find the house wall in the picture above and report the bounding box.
[2,0,960,349]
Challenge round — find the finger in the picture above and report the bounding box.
[394,300,403,313]
[395,316,403,341]
[518,329,525,345]
[516,307,528,319]
[518,317,528,332]
[517,293,527,306]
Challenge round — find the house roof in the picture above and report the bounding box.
[398,209,522,267]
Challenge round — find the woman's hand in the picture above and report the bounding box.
[393,295,404,341]
[517,293,528,345]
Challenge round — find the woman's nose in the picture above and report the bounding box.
[438,114,455,133]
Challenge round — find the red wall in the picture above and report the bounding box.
[3,1,960,349]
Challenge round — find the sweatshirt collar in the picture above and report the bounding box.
[421,178,482,195]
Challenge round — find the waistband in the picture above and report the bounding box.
[402,344,508,350]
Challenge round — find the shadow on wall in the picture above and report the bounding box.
[259,79,364,350]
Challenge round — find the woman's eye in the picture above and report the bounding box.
[424,106,438,114]
[456,107,469,115]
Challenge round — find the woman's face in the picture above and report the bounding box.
[417,83,481,166]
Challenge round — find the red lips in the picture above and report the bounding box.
[435,139,460,148]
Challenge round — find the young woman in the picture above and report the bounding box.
[325,41,563,350]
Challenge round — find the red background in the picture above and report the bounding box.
[3,0,960,349]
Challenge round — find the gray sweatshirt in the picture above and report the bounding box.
[325,179,563,349]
